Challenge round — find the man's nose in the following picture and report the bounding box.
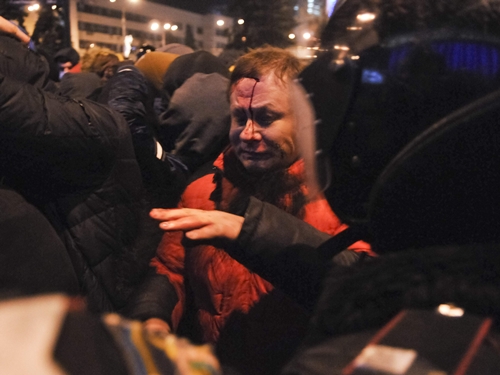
[240,118,262,141]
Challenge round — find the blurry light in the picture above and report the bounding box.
[241,36,247,42]
[90,43,95,48]
[110,0,116,2]
[51,5,57,9]
[150,22,159,31]
[171,25,178,31]
[351,55,360,60]
[334,45,350,51]
[217,20,225,26]
[237,19,244,25]
[124,35,133,58]
[28,4,40,11]
[347,26,362,30]
[163,23,171,30]
[303,32,311,40]
[438,304,464,318]
[288,33,296,40]
[129,0,139,2]
[356,12,376,22]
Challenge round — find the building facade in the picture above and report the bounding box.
[69,0,233,57]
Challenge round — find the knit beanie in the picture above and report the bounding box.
[135,51,179,92]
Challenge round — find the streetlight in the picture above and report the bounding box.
[111,0,139,58]
[27,3,40,11]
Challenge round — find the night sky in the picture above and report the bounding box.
[149,0,228,14]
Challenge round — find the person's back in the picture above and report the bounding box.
[0,32,155,312]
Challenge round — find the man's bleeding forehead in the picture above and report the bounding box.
[233,77,261,95]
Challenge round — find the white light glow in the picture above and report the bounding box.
[109,0,116,2]
[334,45,350,51]
[171,25,178,31]
[438,304,464,318]
[356,12,376,22]
[150,22,159,31]
[217,20,225,26]
[303,32,311,40]
[28,4,40,11]
[90,43,95,48]
[237,19,244,25]
[164,23,171,30]
[51,5,57,9]
[288,33,296,40]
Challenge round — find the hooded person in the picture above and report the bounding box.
[54,47,81,80]
[160,72,231,175]
[158,50,230,151]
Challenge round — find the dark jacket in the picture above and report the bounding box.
[0,36,146,312]
[98,64,186,208]
[0,187,79,297]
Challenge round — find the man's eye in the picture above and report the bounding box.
[256,114,279,127]
[234,114,247,126]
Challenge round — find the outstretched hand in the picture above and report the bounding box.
[0,16,30,45]
[150,208,244,241]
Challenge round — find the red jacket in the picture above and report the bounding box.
[151,149,371,373]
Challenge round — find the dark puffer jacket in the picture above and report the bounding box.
[0,36,145,312]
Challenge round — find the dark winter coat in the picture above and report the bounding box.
[0,37,146,312]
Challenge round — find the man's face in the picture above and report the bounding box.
[229,73,298,173]
[58,61,73,80]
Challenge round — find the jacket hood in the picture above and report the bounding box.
[162,50,229,104]
[160,72,231,172]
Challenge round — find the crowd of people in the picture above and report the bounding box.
[1,0,500,373]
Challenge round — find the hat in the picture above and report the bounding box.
[54,47,80,66]
[135,51,179,92]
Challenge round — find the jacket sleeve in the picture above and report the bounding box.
[0,73,122,192]
[228,197,361,310]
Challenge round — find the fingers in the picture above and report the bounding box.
[143,318,171,338]
[0,17,30,45]
[150,208,200,221]
[150,208,244,240]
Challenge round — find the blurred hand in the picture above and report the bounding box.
[143,318,171,337]
[150,208,244,241]
[0,16,30,45]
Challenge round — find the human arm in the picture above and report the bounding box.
[0,33,138,193]
[150,197,362,310]
[0,16,30,45]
